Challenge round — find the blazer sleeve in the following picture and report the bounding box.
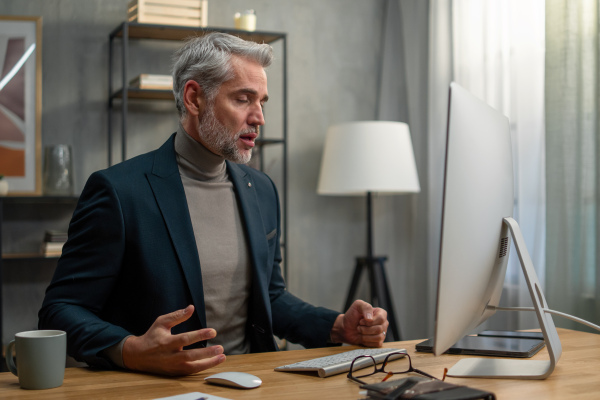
[38,171,131,368]
[271,290,341,348]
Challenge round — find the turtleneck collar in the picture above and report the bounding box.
[175,123,229,183]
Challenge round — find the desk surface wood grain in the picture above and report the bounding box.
[0,328,598,399]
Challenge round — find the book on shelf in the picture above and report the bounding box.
[129,74,173,90]
[41,242,65,257]
[127,0,208,27]
[42,230,67,257]
[44,230,68,243]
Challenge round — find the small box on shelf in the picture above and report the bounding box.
[129,74,173,90]
[41,242,64,257]
[127,0,208,27]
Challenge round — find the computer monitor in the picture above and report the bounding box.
[433,82,561,379]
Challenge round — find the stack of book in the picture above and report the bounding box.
[129,74,173,90]
[41,230,68,257]
[127,0,208,27]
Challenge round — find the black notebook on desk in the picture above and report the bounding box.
[415,334,545,358]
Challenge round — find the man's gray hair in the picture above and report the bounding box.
[172,32,273,118]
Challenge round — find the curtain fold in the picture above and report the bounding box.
[376,0,431,339]
[545,0,600,331]
[427,0,546,332]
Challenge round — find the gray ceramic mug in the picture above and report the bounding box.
[5,330,67,390]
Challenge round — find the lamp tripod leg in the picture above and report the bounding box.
[343,257,401,342]
[372,257,401,341]
[344,258,365,311]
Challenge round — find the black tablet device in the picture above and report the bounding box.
[477,330,544,340]
[415,335,545,358]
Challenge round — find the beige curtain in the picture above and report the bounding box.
[545,0,600,331]
[376,0,431,339]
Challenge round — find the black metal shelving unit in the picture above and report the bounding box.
[0,195,79,370]
[107,22,288,281]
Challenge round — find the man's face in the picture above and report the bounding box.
[197,55,268,164]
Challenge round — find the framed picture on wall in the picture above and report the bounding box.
[0,15,42,195]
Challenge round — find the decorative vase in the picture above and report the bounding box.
[43,145,74,196]
[0,179,8,195]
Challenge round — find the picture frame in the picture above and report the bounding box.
[0,15,42,195]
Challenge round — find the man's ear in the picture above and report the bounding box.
[183,80,206,117]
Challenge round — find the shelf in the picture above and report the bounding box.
[110,22,286,44]
[2,253,60,261]
[111,88,174,100]
[0,196,79,205]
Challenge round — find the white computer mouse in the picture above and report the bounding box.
[204,371,262,389]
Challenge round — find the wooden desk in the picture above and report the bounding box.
[0,328,598,399]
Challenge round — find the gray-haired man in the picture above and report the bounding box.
[39,33,389,376]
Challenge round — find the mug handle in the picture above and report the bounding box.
[5,339,17,376]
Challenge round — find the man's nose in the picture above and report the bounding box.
[248,104,265,126]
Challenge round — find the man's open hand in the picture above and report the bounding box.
[122,305,226,376]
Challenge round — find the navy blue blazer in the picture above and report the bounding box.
[39,134,339,368]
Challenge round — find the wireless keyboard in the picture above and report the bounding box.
[274,347,406,378]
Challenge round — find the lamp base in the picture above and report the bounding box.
[343,256,401,341]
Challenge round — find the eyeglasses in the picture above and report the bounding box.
[347,352,439,385]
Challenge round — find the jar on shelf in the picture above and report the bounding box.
[234,10,257,31]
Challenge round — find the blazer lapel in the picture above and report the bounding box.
[146,135,207,328]
[227,162,272,307]
[228,163,278,351]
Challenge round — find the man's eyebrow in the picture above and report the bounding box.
[237,88,269,102]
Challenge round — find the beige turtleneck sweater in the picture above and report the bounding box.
[175,125,251,355]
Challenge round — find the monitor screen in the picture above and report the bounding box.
[433,82,513,356]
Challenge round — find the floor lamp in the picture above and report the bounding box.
[317,121,420,342]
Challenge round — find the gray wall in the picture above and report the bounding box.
[0,0,402,347]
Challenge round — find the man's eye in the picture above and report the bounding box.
[237,98,249,103]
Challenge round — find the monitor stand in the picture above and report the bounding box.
[446,217,562,380]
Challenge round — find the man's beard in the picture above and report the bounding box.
[197,106,255,164]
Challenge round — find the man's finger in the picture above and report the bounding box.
[360,335,386,348]
[359,307,387,326]
[358,325,386,336]
[155,305,195,330]
[371,307,388,323]
[172,328,218,348]
[180,345,225,363]
[157,349,226,376]
[178,352,227,376]
[351,299,374,321]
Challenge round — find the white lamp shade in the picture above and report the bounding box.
[317,121,420,195]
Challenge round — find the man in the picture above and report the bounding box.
[39,32,389,376]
